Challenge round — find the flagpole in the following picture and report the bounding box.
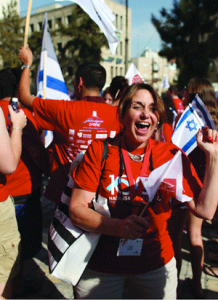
[139,151,181,217]
[125,0,129,74]
[43,14,48,100]
[42,13,48,145]
[23,0,33,47]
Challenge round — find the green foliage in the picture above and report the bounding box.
[0,0,23,68]
[151,0,218,89]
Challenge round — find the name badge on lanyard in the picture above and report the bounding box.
[117,238,143,256]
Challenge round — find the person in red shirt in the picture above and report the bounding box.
[18,45,122,204]
[167,85,184,114]
[0,94,27,298]
[0,67,51,297]
[69,83,218,299]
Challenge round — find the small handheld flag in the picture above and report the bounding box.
[37,13,70,148]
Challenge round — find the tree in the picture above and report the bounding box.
[0,0,23,68]
[54,5,108,85]
[151,0,218,89]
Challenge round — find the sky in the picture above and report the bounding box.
[20,0,174,58]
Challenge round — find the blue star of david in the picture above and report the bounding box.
[186,119,198,131]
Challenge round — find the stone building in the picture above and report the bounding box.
[132,47,179,94]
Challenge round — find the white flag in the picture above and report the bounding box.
[37,13,70,147]
[161,75,170,90]
[125,63,145,85]
[57,0,118,55]
[140,151,190,203]
[171,104,204,155]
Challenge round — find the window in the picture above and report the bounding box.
[116,43,119,55]
[67,15,72,25]
[111,66,114,80]
[115,14,118,28]
[56,17,62,29]
[120,67,123,76]
[120,41,123,56]
[30,24,34,33]
[115,67,118,76]
[38,22,42,31]
[48,19,52,29]
[120,16,123,30]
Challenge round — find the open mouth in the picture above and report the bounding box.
[136,122,150,130]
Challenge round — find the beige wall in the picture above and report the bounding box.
[132,48,179,94]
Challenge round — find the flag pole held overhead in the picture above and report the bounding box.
[24,0,33,47]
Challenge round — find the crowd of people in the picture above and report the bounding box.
[0,44,218,299]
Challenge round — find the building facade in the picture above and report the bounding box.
[132,47,179,94]
[20,0,131,88]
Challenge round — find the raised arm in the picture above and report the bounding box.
[186,127,218,219]
[18,45,35,110]
[0,107,26,174]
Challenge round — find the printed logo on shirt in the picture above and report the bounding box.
[83,111,104,127]
[110,131,116,138]
[106,174,148,201]
[96,134,107,139]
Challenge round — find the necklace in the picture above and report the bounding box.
[128,152,145,162]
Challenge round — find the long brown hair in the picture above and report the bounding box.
[188,77,218,128]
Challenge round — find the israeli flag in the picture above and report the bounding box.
[172,103,204,155]
[37,13,70,100]
[37,13,70,147]
[192,94,216,130]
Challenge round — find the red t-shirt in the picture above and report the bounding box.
[73,138,202,274]
[33,96,122,164]
[0,101,44,197]
[173,97,184,114]
[32,96,122,203]
[162,123,173,142]
[0,174,9,202]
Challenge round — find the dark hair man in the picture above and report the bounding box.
[18,45,122,203]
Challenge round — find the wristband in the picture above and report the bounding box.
[21,64,31,70]
[12,127,22,133]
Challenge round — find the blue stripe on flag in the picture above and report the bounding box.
[193,98,212,128]
[174,108,192,133]
[38,70,68,95]
[182,134,196,153]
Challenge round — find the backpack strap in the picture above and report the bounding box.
[95,139,108,200]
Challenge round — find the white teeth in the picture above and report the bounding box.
[139,122,149,126]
